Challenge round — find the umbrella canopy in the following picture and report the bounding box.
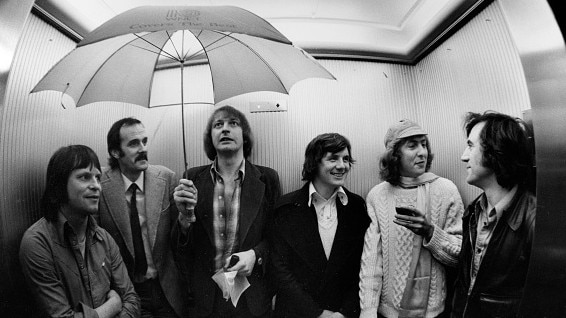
[31,5,335,166]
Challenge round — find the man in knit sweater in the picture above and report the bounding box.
[451,112,536,318]
[359,119,464,318]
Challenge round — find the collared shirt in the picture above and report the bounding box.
[470,185,518,286]
[210,159,245,270]
[308,183,348,259]
[122,172,157,281]
[19,213,139,318]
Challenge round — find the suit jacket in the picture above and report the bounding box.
[172,161,281,317]
[271,183,370,318]
[98,165,189,317]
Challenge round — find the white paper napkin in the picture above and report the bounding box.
[211,269,251,307]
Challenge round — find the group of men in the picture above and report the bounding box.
[19,106,535,318]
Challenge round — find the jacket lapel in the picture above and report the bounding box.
[102,168,134,258]
[284,185,328,273]
[324,200,352,280]
[194,167,216,245]
[144,166,166,252]
[471,189,525,285]
[237,161,265,246]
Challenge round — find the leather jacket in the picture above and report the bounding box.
[451,187,536,318]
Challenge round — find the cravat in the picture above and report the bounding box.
[129,183,147,277]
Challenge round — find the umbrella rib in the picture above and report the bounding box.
[182,30,203,61]
[150,101,214,107]
[74,32,178,105]
[129,44,179,63]
[132,33,179,61]
[211,30,289,93]
[184,40,235,63]
[165,30,183,61]
[185,32,235,61]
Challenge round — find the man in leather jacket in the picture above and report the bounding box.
[451,111,536,318]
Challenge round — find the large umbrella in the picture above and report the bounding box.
[32,5,335,168]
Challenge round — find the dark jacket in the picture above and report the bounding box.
[172,161,281,317]
[451,187,536,318]
[271,183,370,318]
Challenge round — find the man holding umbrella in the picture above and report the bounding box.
[98,117,189,318]
[172,105,281,317]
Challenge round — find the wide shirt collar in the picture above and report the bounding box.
[307,182,348,207]
[122,171,145,193]
[210,158,246,182]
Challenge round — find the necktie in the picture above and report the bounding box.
[129,183,147,277]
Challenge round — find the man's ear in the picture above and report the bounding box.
[111,149,120,159]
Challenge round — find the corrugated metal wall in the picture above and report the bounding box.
[0,1,530,314]
[415,2,531,203]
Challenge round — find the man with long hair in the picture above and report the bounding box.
[360,119,464,318]
[19,145,139,317]
[451,111,536,317]
[172,105,281,317]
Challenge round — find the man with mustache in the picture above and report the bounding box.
[98,117,189,318]
[172,105,281,317]
[19,145,139,317]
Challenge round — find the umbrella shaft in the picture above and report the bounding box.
[181,63,187,170]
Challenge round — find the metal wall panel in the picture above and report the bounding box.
[0,0,36,314]
[414,2,531,204]
[498,0,566,315]
[225,61,419,197]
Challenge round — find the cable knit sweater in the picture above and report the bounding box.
[359,177,464,318]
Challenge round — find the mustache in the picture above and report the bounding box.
[135,152,148,162]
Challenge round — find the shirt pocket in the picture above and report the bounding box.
[88,254,112,307]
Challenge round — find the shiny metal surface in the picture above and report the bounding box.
[499,0,566,315]
[0,0,36,314]
[0,0,34,107]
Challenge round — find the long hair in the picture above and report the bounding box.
[464,111,534,189]
[379,135,434,186]
[40,145,101,221]
[203,105,254,160]
[302,133,356,182]
[107,117,142,169]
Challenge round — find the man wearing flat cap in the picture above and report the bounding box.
[360,119,464,318]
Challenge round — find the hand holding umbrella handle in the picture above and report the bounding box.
[182,207,196,223]
[175,179,198,223]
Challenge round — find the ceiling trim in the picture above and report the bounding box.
[32,4,82,42]
[409,0,493,63]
